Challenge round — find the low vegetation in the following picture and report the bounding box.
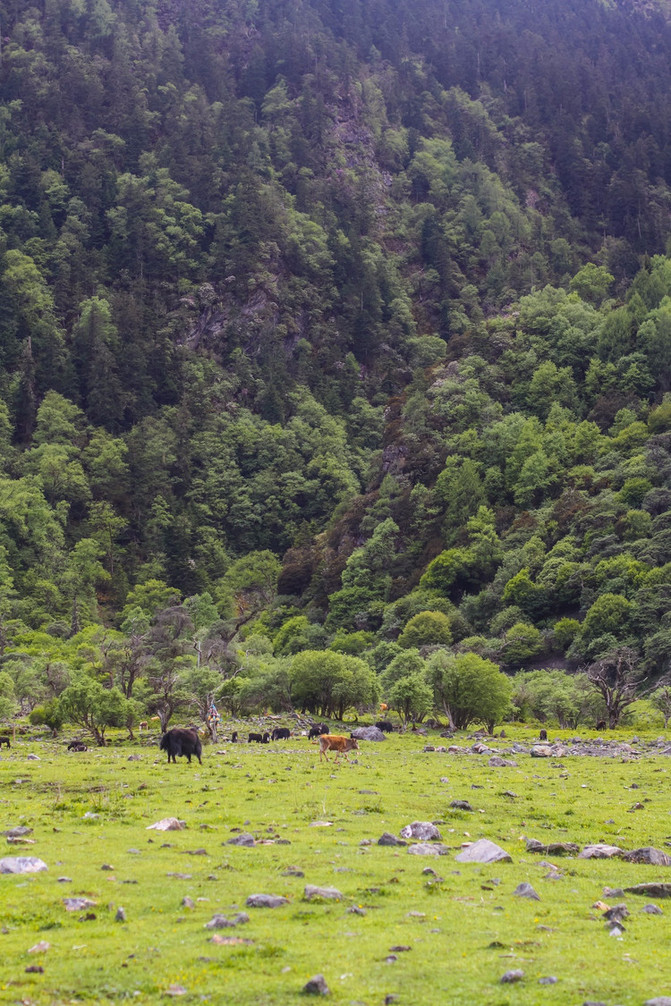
[1,724,671,1004]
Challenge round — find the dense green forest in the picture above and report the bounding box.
[2,0,671,736]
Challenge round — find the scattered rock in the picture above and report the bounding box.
[400,822,441,841]
[0,856,47,874]
[378,833,407,847]
[2,827,33,838]
[348,906,366,915]
[304,885,343,901]
[539,976,558,984]
[245,893,289,908]
[182,896,195,909]
[643,904,663,915]
[27,941,50,953]
[622,847,671,866]
[63,898,96,911]
[226,832,255,847]
[205,912,249,929]
[309,821,333,828]
[489,756,517,767]
[603,904,629,922]
[26,754,40,761]
[500,969,524,983]
[115,907,126,922]
[530,746,552,758]
[407,843,449,857]
[449,800,473,811]
[282,867,304,877]
[603,887,625,898]
[302,974,330,995]
[350,726,385,741]
[389,945,411,952]
[577,844,623,859]
[147,818,186,832]
[645,999,671,1005]
[513,882,540,901]
[127,755,141,761]
[57,877,72,883]
[624,883,671,898]
[101,864,115,871]
[25,965,44,973]
[455,839,512,864]
[526,839,579,855]
[164,985,187,997]
[210,934,254,945]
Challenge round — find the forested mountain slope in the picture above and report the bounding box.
[1,0,671,727]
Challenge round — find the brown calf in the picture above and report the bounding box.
[318,734,359,763]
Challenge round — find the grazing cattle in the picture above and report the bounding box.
[272,727,291,741]
[231,731,238,743]
[596,720,606,731]
[308,723,329,740]
[160,727,202,764]
[0,735,10,748]
[68,741,88,752]
[318,734,359,763]
[539,728,547,741]
[375,720,394,733]
[248,732,270,744]
[139,721,148,731]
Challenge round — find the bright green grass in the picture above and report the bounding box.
[1,728,671,1004]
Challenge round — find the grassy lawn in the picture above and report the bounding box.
[1,727,671,1004]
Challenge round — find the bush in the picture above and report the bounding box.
[398,611,452,649]
[426,651,512,731]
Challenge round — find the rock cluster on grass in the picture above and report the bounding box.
[205,912,249,928]
[400,821,441,841]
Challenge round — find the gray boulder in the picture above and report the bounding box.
[304,885,343,901]
[400,821,442,841]
[378,832,407,847]
[622,847,671,866]
[455,839,512,864]
[227,832,256,847]
[302,974,330,995]
[513,882,540,900]
[350,726,385,742]
[0,856,47,874]
[407,843,449,856]
[578,844,623,859]
[246,893,289,908]
[624,883,671,898]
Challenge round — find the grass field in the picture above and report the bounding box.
[2,726,671,1005]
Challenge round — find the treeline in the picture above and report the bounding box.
[1,0,671,733]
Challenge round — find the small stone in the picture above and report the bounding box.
[513,882,540,901]
[25,965,44,973]
[101,864,115,871]
[603,887,625,898]
[449,800,473,812]
[245,893,289,908]
[348,906,366,915]
[182,897,195,909]
[304,885,343,901]
[115,907,126,922]
[57,877,71,883]
[282,867,304,877]
[26,754,40,761]
[643,904,663,915]
[500,969,524,983]
[644,999,671,1005]
[624,883,671,898]
[302,973,330,995]
[164,985,187,997]
[623,847,671,866]
[539,976,558,985]
[378,833,407,847]
[389,945,411,952]
[2,827,33,838]
[603,904,629,922]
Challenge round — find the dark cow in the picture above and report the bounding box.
[308,723,329,739]
[160,727,202,764]
[375,720,394,733]
[68,741,88,752]
[231,731,238,743]
[248,732,270,744]
[596,720,606,731]
[0,735,10,748]
[271,727,291,741]
[539,728,547,741]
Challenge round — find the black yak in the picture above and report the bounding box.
[160,727,202,764]
[271,727,291,740]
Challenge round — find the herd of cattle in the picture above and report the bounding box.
[59,721,395,762]
[153,720,394,764]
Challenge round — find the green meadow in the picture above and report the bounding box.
[1,729,671,1005]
